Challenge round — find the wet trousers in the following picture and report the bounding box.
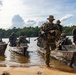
[45,43,56,66]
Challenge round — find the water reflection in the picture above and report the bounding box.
[0,56,5,61]
[1,37,76,73]
[9,51,30,63]
[5,47,28,64]
[4,37,45,67]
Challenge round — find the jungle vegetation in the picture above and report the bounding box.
[0,25,75,38]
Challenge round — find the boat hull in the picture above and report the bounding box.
[0,42,7,55]
[37,45,76,67]
[10,43,29,56]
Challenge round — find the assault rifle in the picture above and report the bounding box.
[44,26,57,33]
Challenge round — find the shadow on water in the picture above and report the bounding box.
[50,58,76,73]
[0,56,5,61]
[38,48,76,73]
[9,51,30,63]
[0,55,6,67]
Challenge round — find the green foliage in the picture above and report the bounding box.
[0,25,75,38]
[63,25,75,35]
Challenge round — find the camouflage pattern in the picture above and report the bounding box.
[41,23,57,39]
[72,28,76,45]
[47,15,55,20]
[55,20,63,41]
[17,36,29,47]
[55,24,63,41]
[9,32,17,47]
[56,33,72,50]
[40,22,57,67]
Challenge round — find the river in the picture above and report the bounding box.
[0,37,45,67]
[0,36,76,73]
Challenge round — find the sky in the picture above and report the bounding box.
[0,0,76,29]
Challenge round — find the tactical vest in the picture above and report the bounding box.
[41,22,57,41]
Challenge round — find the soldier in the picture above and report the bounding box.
[40,15,57,67]
[17,36,30,47]
[56,33,72,50]
[9,32,17,47]
[0,35,2,42]
[72,26,76,45]
[55,20,63,41]
[17,36,30,55]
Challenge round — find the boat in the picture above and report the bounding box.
[9,43,29,56]
[0,42,7,55]
[37,37,76,68]
[9,36,30,56]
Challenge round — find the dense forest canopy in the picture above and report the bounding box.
[0,25,75,38]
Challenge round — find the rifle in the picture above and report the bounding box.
[44,26,57,33]
[58,37,68,51]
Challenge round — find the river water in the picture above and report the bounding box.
[0,36,76,73]
[1,37,45,67]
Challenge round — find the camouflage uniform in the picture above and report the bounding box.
[56,33,72,50]
[0,35,2,42]
[17,36,30,47]
[41,22,57,47]
[55,20,63,41]
[9,32,17,47]
[72,27,76,45]
[40,20,57,67]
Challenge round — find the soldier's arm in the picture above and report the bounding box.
[40,23,47,34]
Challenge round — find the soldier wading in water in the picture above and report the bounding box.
[9,32,17,47]
[40,15,57,67]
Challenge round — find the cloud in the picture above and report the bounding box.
[0,0,3,11]
[60,14,73,22]
[0,0,3,6]
[11,14,26,28]
[34,20,45,27]
[25,19,46,27]
[0,0,76,29]
[25,19,36,27]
